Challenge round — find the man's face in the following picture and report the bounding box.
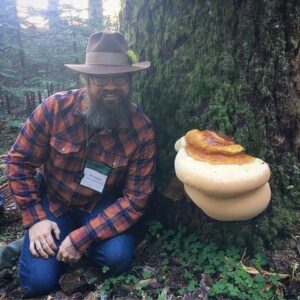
[85,73,132,131]
[88,74,130,105]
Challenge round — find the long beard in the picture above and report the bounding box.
[85,90,132,131]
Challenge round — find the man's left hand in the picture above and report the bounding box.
[57,236,82,263]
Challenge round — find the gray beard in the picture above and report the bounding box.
[85,92,132,131]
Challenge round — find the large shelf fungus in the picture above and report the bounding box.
[174,129,271,221]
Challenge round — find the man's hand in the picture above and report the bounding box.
[29,219,61,258]
[57,236,82,264]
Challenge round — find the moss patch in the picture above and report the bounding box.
[121,0,300,249]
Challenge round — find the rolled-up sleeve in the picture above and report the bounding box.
[6,98,54,228]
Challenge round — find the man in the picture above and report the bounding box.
[6,31,156,297]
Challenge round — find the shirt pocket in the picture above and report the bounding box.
[49,137,82,171]
[111,154,128,169]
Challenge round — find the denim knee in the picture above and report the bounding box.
[102,246,134,274]
[20,264,62,298]
[89,233,135,274]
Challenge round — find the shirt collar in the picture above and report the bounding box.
[72,88,88,118]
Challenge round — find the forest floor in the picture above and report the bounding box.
[0,115,299,300]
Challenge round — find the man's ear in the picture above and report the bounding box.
[80,74,90,86]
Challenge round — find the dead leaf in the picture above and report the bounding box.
[260,284,272,293]
[242,264,289,278]
[133,278,159,290]
[242,264,260,274]
[84,292,98,300]
[0,292,6,300]
[262,271,289,279]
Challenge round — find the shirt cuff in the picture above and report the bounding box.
[20,202,47,228]
[69,225,95,253]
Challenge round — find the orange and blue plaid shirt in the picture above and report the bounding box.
[6,88,156,252]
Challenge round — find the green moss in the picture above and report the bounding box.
[121,0,300,249]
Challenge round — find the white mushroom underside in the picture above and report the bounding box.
[184,183,271,221]
[175,148,271,198]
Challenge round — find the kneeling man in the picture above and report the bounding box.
[6,31,156,297]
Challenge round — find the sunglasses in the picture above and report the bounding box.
[90,74,129,86]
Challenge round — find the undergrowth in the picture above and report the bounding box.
[95,222,285,299]
[0,114,24,183]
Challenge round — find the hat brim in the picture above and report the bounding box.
[64,61,150,75]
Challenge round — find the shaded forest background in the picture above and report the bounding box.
[0,0,115,115]
[0,0,299,252]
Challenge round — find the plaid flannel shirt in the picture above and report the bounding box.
[6,88,156,253]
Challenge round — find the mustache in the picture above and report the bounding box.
[85,90,131,131]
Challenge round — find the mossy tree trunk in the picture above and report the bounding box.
[121,0,300,250]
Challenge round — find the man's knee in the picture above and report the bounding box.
[103,246,134,274]
[90,233,135,274]
[19,232,65,297]
[20,268,61,298]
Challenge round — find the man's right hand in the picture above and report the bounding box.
[29,220,61,258]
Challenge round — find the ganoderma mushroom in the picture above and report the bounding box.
[174,129,271,221]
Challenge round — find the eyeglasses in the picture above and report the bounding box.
[90,75,129,86]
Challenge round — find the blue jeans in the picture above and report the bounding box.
[19,195,135,298]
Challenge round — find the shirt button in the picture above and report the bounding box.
[113,161,116,167]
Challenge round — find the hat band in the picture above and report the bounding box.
[86,52,129,66]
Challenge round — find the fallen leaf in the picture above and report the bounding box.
[84,292,98,300]
[242,264,260,274]
[242,264,289,278]
[260,284,272,293]
[133,278,159,290]
[262,271,289,279]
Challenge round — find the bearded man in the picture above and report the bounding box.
[6,32,156,298]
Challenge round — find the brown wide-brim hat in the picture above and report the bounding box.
[65,31,150,75]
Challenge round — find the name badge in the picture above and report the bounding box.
[80,160,111,193]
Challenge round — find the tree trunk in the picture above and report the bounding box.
[88,0,103,30]
[46,83,54,97]
[38,91,42,104]
[5,94,11,115]
[48,0,60,29]
[25,93,32,115]
[12,1,26,86]
[121,0,300,250]
[30,92,35,111]
[71,29,80,87]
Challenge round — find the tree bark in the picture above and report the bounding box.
[46,83,54,97]
[30,92,35,111]
[5,94,11,115]
[38,91,42,104]
[25,93,32,115]
[121,0,300,250]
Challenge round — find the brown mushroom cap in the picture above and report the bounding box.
[175,147,271,198]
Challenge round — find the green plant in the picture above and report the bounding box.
[100,272,139,295]
[96,221,286,298]
[209,265,283,299]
